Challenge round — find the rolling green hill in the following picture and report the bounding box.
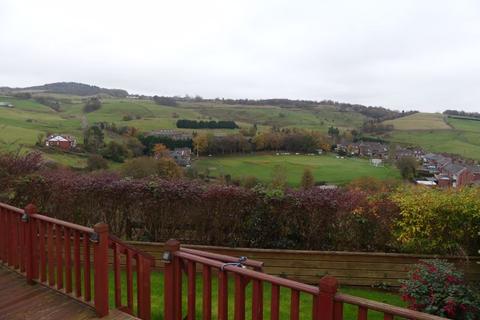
[384,115,480,160]
[2,85,480,167]
[0,93,369,166]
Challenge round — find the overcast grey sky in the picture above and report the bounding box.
[1,0,479,112]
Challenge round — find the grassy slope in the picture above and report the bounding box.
[383,113,451,130]
[194,154,400,186]
[386,115,480,160]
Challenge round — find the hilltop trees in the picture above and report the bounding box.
[83,97,102,113]
[153,95,177,106]
[176,119,239,129]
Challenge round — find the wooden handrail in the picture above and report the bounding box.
[174,250,319,294]
[30,213,94,234]
[335,293,447,319]
[0,202,24,214]
[180,247,264,270]
[109,234,156,266]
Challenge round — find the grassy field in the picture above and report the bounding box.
[383,112,451,130]
[193,154,400,186]
[387,115,480,160]
[0,95,368,167]
[111,271,404,320]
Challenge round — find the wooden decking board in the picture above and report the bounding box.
[0,266,138,320]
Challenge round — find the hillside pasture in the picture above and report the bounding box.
[194,154,400,186]
[383,112,450,130]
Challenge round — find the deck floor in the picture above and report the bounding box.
[0,266,137,320]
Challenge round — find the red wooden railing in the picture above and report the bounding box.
[0,202,154,320]
[0,201,449,320]
[163,239,447,320]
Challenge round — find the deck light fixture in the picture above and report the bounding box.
[89,232,99,243]
[21,213,29,222]
[162,251,172,263]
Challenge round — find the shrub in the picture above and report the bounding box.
[121,157,182,179]
[392,187,480,255]
[83,97,102,113]
[400,260,480,319]
[86,154,109,171]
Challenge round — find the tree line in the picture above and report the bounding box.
[177,119,239,129]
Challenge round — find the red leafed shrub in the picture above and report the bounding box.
[0,151,43,198]
[400,260,480,319]
[9,169,400,251]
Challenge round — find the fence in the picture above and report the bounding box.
[127,241,480,287]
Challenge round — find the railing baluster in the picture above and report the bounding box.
[0,208,4,262]
[271,284,280,320]
[334,301,344,320]
[202,265,212,320]
[174,256,183,320]
[137,256,152,320]
[384,313,393,320]
[187,261,196,320]
[234,274,246,320]
[19,213,25,272]
[290,289,300,320]
[218,270,228,320]
[358,306,368,320]
[56,225,64,290]
[126,249,134,313]
[113,243,121,308]
[74,230,81,297]
[252,279,263,320]
[11,214,18,268]
[83,233,91,301]
[64,227,72,293]
[48,222,55,286]
[39,220,46,282]
[32,219,39,280]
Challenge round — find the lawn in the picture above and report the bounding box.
[193,154,400,186]
[110,271,405,320]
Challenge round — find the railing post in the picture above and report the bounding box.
[93,223,109,318]
[137,256,152,320]
[164,239,180,320]
[24,204,37,285]
[317,276,339,320]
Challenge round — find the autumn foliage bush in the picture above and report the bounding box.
[400,260,480,319]
[7,168,400,251]
[392,186,480,255]
[2,152,480,254]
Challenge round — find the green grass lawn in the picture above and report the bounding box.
[110,271,404,320]
[383,113,451,130]
[193,154,400,186]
